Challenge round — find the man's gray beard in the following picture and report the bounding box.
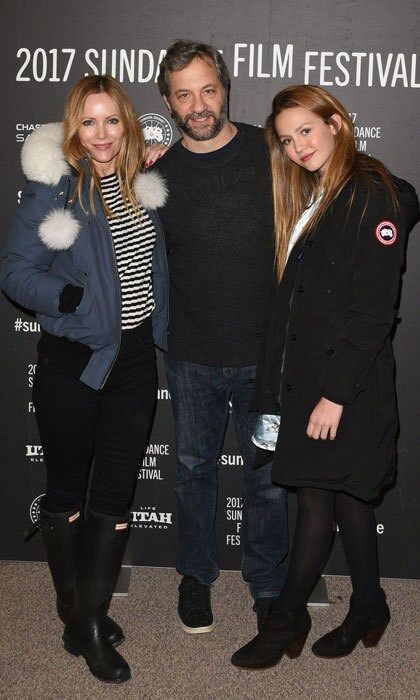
[171,98,229,142]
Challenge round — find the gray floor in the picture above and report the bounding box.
[1,562,419,699]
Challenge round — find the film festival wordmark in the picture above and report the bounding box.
[15,46,420,88]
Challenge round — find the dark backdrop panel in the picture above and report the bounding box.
[0,0,419,579]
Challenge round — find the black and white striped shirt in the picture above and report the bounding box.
[100,173,156,330]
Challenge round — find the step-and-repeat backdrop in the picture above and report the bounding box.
[1,0,419,579]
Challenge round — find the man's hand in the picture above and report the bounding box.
[144,144,168,168]
[306,397,343,441]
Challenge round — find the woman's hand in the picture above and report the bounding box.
[143,144,168,168]
[306,397,343,440]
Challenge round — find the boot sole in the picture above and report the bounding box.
[63,642,131,684]
[180,621,215,634]
[90,669,131,684]
[312,646,357,659]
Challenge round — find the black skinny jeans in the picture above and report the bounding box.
[33,319,157,517]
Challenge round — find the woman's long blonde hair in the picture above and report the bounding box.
[62,74,145,216]
[266,84,397,279]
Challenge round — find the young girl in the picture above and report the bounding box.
[231,84,419,669]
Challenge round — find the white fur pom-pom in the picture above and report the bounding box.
[133,171,168,209]
[39,209,81,250]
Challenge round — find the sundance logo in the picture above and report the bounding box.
[26,445,44,462]
[130,506,173,530]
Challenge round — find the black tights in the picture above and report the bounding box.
[275,487,381,611]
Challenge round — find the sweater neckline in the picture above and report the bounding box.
[99,172,117,183]
[175,123,244,167]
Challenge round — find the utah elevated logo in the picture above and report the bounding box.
[139,113,173,147]
[26,445,44,462]
[130,506,173,530]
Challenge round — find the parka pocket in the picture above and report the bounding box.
[72,281,91,317]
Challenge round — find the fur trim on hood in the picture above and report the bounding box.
[21,123,168,250]
[21,123,70,186]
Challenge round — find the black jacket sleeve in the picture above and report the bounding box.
[318,181,419,405]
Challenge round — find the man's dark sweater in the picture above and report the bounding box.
[155,122,274,366]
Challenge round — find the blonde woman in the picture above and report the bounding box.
[232,85,419,669]
[1,75,168,683]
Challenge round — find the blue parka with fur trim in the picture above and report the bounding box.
[1,123,169,390]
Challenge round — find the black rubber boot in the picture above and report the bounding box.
[39,500,124,647]
[231,606,311,669]
[62,508,131,684]
[312,589,390,658]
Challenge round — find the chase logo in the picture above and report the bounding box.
[30,494,45,528]
[139,113,172,147]
[16,123,41,143]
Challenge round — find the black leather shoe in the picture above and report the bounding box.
[231,606,311,669]
[312,589,390,658]
[63,509,131,684]
[39,501,124,648]
[178,576,214,633]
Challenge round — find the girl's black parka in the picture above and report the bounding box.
[251,174,419,501]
